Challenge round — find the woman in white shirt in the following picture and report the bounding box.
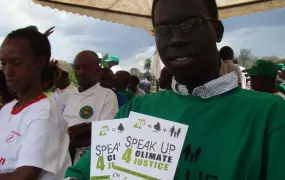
[0,28,63,180]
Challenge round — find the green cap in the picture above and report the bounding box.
[246,60,277,78]
[277,63,285,71]
[104,56,119,63]
[25,25,39,31]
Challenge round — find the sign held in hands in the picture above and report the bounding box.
[90,112,188,180]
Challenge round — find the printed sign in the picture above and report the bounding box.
[113,112,188,180]
[90,118,130,180]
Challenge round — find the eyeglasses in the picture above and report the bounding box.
[154,17,217,38]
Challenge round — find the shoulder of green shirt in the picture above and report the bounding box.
[227,88,285,136]
[277,83,285,94]
[65,148,91,180]
[115,90,174,119]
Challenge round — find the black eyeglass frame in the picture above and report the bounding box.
[154,17,219,38]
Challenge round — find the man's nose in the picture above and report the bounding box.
[168,27,190,47]
[3,64,14,78]
[75,67,85,76]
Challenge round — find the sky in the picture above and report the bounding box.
[0,0,285,71]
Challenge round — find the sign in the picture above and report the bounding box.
[90,118,130,180]
[114,112,188,180]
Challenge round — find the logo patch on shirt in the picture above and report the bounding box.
[5,134,14,143]
[79,106,94,119]
[0,157,6,165]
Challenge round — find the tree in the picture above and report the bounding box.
[238,49,258,68]
[68,69,78,87]
[153,122,161,132]
[103,53,109,61]
[117,123,125,133]
[67,64,78,87]
[130,68,143,80]
[101,53,109,68]
[261,56,282,62]
[144,58,152,73]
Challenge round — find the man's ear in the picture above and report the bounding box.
[215,20,224,43]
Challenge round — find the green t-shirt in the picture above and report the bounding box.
[119,89,135,102]
[65,88,285,180]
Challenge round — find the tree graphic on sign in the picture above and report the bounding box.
[117,123,125,133]
[153,122,161,132]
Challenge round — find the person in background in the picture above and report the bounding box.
[50,60,76,114]
[0,70,15,109]
[247,60,285,99]
[128,75,146,96]
[233,59,239,64]
[219,46,243,85]
[139,75,152,94]
[158,67,173,90]
[64,0,285,179]
[62,51,118,164]
[0,28,65,180]
[100,68,128,108]
[276,63,285,94]
[114,70,135,101]
[277,63,285,80]
[104,56,122,74]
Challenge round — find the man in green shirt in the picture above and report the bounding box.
[246,60,285,99]
[65,0,285,179]
[276,63,285,94]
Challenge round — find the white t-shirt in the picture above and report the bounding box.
[274,92,285,99]
[62,83,118,127]
[0,95,63,180]
[135,88,146,96]
[62,83,118,163]
[50,83,76,115]
[110,65,122,74]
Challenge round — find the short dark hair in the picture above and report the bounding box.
[129,75,140,86]
[84,50,99,59]
[6,28,51,81]
[7,28,51,68]
[115,70,131,88]
[100,68,114,82]
[220,46,234,61]
[152,0,218,26]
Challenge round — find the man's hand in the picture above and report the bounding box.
[44,26,55,37]
[69,124,92,140]
[68,123,92,149]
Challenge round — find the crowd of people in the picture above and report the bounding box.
[1,0,285,179]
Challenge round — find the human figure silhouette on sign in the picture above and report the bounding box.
[176,128,181,138]
[170,126,175,137]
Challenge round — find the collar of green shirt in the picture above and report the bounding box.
[171,72,239,98]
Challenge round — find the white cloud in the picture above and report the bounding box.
[120,45,155,72]
[0,0,154,64]
[218,25,285,57]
